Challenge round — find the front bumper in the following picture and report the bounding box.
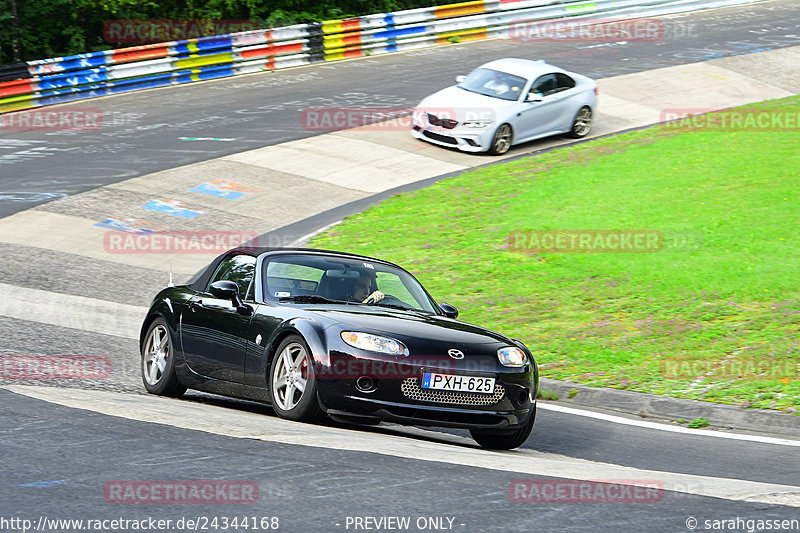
[316,359,537,429]
[411,124,492,153]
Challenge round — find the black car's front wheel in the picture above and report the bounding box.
[270,335,323,422]
[469,404,536,450]
[141,318,186,397]
[488,123,513,155]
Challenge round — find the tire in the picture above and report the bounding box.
[269,335,323,422]
[469,403,536,450]
[488,123,513,155]
[141,318,186,397]
[567,106,592,138]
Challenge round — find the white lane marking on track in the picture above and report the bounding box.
[4,385,799,507]
[0,283,143,340]
[539,403,800,447]
[288,220,343,247]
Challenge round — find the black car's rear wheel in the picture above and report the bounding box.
[270,335,323,421]
[469,403,536,450]
[488,123,513,155]
[141,318,186,397]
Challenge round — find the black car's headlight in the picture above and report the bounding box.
[341,331,408,356]
[497,347,527,367]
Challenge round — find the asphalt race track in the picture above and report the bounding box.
[1,1,799,532]
[2,389,798,532]
[2,0,800,218]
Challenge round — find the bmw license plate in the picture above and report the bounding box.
[421,373,495,394]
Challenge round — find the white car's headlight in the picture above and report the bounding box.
[341,331,408,356]
[497,347,527,367]
[462,120,494,128]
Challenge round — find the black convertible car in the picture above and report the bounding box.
[140,247,538,449]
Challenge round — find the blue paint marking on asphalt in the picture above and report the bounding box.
[19,480,65,487]
[733,47,772,55]
[142,200,203,218]
[94,218,158,234]
[189,182,247,200]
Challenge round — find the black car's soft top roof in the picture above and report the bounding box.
[188,247,398,291]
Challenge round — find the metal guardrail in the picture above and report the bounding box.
[0,0,762,114]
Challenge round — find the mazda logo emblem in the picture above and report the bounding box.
[448,349,465,360]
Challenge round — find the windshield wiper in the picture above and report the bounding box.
[278,295,348,304]
[366,301,419,312]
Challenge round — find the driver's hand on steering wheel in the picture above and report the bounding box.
[363,290,385,304]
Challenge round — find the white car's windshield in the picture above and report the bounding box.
[458,68,527,101]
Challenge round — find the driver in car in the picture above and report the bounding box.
[351,272,384,304]
[485,71,511,97]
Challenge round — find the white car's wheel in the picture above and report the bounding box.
[567,107,592,138]
[488,123,513,155]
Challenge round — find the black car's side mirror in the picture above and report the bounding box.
[210,280,239,299]
[210,280,253,315]
[439,303,459,319]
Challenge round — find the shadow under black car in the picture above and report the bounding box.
[179,391,487,449]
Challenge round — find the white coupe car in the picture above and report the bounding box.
[411,58,597,155]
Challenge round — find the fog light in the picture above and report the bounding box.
[355,376,376,392]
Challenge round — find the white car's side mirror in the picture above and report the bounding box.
[526,93,543,103]
[455,75,466,83]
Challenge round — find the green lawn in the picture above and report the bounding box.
[311,96,800,412]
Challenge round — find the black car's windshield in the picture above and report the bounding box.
[263,254,438,313]
[458,68,528,101]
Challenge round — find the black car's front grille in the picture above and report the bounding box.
[427,113,458,129]
[422,130,457,145]
[401,377,505,406]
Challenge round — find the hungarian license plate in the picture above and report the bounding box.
[421,373,495,394]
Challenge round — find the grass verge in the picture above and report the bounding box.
[311,96,800,412]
